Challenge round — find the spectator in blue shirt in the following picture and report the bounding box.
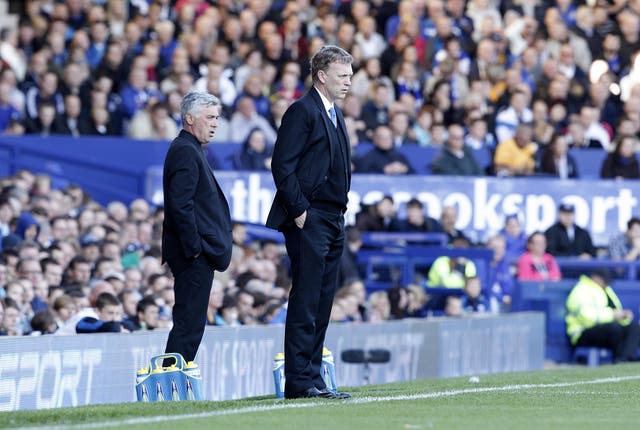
[460,276,490,314]
[485,233,515,312]
[118,67,162,120]
[500,214,527,265]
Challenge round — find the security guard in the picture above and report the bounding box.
[566,269,640,362]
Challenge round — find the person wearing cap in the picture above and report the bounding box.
[544,203,596,259]
[566,269,640,362]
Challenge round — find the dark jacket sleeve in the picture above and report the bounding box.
[164,145,202,258]
[76,317,122,333]
[544,225,562,256]
[270,101,312,219]
[600,155,614,178]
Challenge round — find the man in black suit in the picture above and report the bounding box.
[162,91,232,363]
[266,46,353,400]
[544,203,596,259]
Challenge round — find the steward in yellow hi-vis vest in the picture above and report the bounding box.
[565,269,640,363]
[427,256,477,288]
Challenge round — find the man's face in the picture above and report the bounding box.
[19,260,43,286]
[122,293,139,317]
[187,104,220,145]
[627,223,640,242]
[0,203,12,223]
[515,126,532,147]
[401,202,421,223]
[464,278,481,298]
[44,263,63,287]
[51,219,69,240]
[558,210,574,228]
[237,293,254,318]
[447,127,465,151]
[3,306,19,330]
[140,305,160,329]
[72,263,92,284]
[97,304,123,322]
[320,62,353,102]
[441,207,457,230]
[373,127,393,150]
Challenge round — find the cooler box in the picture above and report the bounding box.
[135,353,203,402]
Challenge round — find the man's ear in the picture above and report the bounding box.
[185,113,193,125]
[317,69,326,84]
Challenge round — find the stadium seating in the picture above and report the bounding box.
[357,239,493,292]
[554,257,639,280]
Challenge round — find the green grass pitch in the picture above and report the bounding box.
[3,363,640,430]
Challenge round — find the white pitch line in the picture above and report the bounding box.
[14,375,640,430]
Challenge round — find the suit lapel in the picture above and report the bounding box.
[309,89,335,164]
[334,106,351,175]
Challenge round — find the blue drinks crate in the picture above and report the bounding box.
[135,353,203,402]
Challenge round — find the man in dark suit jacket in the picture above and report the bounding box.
[545,203,596,259]
[163,91,232,363]
[266,46,353,400]
[356,125,415,174]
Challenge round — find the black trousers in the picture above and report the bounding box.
[165,255,215,362]
[576,322,640,362]
[282,208,344,397]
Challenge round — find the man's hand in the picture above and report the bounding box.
[383,161,409,175]
[613,309,634,321]
[295,211,307,229]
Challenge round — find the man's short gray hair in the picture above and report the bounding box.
[180,92,220,124]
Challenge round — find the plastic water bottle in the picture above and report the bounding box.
[184,361,203,401]
[184,361,201,378]
[135,367,150,402]
[136,367,149,384]
[273,353,285,398]
[155,379,165,401]
[321,347,337,392]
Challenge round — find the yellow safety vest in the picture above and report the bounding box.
[565,275,629,345]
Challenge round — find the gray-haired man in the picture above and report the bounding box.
[163,92,232,362]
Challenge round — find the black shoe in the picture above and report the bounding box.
[286,387,338,399]
[318,387,351,399]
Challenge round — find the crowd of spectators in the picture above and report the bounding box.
[3,0,640,334]
[0,0,637,178]
[1,170,639,336]
[0,169,301,336]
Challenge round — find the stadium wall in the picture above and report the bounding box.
[0,313,543,411]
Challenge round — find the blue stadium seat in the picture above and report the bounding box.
[568,148,607,179]
[555,257,638,280]
[572,347,613,367]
